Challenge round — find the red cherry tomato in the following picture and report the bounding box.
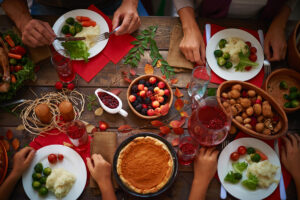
[245,66,252,71]
[237,146,247,155]
[245,41,251,48]
[250,47,257,54]
[230,152,240,161]
[58,154,64,161]
[249,54,257,62]
[48,154,57,164]
[14,65,23,72]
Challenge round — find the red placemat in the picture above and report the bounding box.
[30,129,91,184]
[71,5,136,82]
[202,24,264,87]
[217,132,291,200]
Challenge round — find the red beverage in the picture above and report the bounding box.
[188,105,230,147]
[51,50,75,83]
[98,92,119,109]
[177,135,198,165]
[178,143,197,165]
[65,120,88,147]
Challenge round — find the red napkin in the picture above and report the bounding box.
[202,24,264,87]
[232,132,291,200]
[30,129,91,184]
[72,5,136,82]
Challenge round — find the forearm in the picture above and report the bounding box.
[0,172,20,200]
[178,7,199,35]
[269,5,291,31]
[122,0,138,9]
[1,0,32,32]
[293,174,300,200]
[188,179,209,200]
[97,180,117,200]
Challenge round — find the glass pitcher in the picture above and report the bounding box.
[188,96,232,147]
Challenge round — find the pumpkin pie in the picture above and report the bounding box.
[117,136,173,194]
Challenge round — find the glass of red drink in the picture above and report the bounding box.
[51,49,75,83]
[177,133,199,165]
[188,96,231,147]
[65,120,88,147]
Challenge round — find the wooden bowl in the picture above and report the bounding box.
[263,68,300,113]
[217,81,288,140]
[127,75,173,119]
[288,21,300,71]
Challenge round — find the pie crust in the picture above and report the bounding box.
[117,136,173,194]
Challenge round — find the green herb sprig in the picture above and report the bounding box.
[124,26,175,79]
[87,94,98,111]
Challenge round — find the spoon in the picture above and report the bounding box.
[94,88,128,117]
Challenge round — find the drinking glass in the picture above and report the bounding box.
[188,96,231,147]
[51,49,75,83]
[65,120,88,147]
[177,133,199,165]
[188,66,211,109]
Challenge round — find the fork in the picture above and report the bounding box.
[258,30,271,79]
[220,139,230,199]
[96,26,120,42]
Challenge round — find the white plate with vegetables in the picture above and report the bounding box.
[52,9,109,61]
[218,138,281,200]
[206,29,264,81]
[22,145,87,200]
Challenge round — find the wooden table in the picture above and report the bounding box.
[0,15,299,200]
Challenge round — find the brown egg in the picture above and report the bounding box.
[35,103,53,124]
[59,100,75,122]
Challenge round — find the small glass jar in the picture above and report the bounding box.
[65,120,88,147]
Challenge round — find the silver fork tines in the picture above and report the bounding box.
[96,26,120,42]
[96,32,109,42]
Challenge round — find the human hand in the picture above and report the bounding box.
[193,147,219,185]
[87,154,112,187]
[20,19,56,48]
[264,24,287,61]
[281,133,300,179]
[112,0,140,36]
[180,25,206,65]
[11,147,35,178]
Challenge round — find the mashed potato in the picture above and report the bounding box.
[75,25,100,49]
[222,37,248,64]
[247,160,279,188]
[46,168,76,198]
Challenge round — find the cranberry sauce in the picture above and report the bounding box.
[98,92,119,109]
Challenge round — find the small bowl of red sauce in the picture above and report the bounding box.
[95,88,128,117]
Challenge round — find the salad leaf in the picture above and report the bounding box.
[242,173,259,190]
[224,171,242,184]
[0,30,35,103]
[62,41,89,62]
[234,47,258,71]
[232,162,248,173]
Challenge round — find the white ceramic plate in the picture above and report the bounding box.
[22,145,87,200]
[206,29,264,81]
[52,9,109,60]
[218,138,281,200]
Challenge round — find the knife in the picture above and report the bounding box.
[274,139,287,200]
[257,29,271,78]
[55,36,86,41]
[0,99,26,107]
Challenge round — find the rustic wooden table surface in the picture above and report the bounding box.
[0,15,299,200]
